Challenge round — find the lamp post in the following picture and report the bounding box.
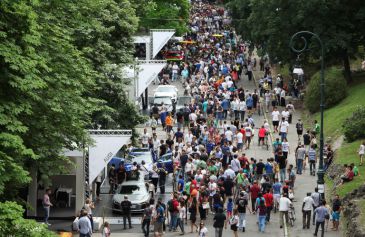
[289,31,325,198]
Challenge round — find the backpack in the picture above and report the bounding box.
[238,198,246,208]
[167,199,175,212]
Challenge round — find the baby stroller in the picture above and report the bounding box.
[288,204,296,227]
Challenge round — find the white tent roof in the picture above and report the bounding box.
[88,130,132,183]
[135,60,166,96]
[151,29,175,58]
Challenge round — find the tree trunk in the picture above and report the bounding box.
[342,49,352,84]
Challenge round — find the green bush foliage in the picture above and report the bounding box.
[343,106,365,142]
[305,67,348,113]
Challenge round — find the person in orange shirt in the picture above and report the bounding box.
[165,112,173,134]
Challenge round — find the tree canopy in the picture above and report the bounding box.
[227,0,365,83]
[0,201,57,237]
[139,0,190,35]
[0,0,144,202]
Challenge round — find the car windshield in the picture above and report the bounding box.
[156,87,175,93]
[119,185,145,195]
[153,97,172,105]
[127,152,153,163]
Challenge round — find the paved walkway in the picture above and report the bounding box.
[133,56,341,237]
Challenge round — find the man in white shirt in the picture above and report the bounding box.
[185,158,194,176]
[172,62,179,81]
[271,107,280,133]
[230,155,241,173]
[141,128,150,148]
[184,130,194,144]
[225,127,233,142]
[302,192,314,229]
[189,112,197,123]
[281,108,290,121]
[224,165,236,179]
[244,126,253,149]
[236,130,244,151]
[279,193,292,228]
[279,117,289,142]
[359,141,365,166]
[238,100,247,122]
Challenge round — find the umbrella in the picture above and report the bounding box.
[212,34,224,37]
[179,40,195,44]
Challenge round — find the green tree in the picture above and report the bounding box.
[227,0,365,83]
[0,201,57,236]
[0,0,143,201]
[304,67,347,113]
[140,0,190,35]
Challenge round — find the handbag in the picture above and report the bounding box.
[202,202,210,209]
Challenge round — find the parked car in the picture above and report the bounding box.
[151,96,176,114]
[108,148,154,179]
[112,175,150,213]
[156,152,174,173]
[153,85,178,101]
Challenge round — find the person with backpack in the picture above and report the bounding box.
[154,200,165,237]
[167,193,179,232]
[213,207,226,237]
[236,191,250,232]
[120,195,132,229]
[142,199,154,237]
[256,194,267,233]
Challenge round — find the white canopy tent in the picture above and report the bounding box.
[27,129,132,217]
[151,29,175,58]
[88,130,132,184]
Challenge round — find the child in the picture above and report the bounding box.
[351,163,360,176]
[102,222,111,237]
[226,197,233,221]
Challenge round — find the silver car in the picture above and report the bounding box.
[112,175,150,213]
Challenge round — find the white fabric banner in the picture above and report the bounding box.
[136,62,166,97]
[152,30,175,58]
[88,133,131,183]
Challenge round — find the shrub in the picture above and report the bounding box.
[304,67,348,113]
[343,106,365,142]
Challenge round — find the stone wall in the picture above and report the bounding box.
[341,185,365,237]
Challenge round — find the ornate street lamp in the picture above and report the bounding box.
[289,31,325,198]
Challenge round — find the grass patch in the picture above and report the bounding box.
[333,140,364,198]
[275,64,291,79]
[309,79,365,140]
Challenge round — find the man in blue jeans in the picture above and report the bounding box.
[296,144,306,174]
[308,145,317,176]
[42,188,53,225]
[167,193,179,231]
[313,201,329,237]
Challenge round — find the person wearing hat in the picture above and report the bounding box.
[120,195,132,229]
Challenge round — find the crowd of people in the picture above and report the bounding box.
[72,1,345,237]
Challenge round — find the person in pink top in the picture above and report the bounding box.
[42,188,53,225]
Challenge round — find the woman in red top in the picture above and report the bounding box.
[258,125,267,146]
